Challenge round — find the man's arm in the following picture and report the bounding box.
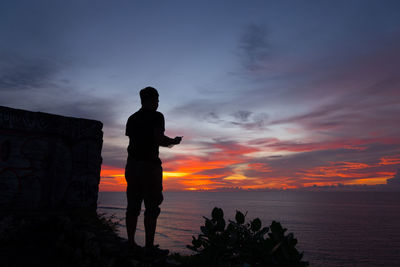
[155,132,181,147]
[154,113,182,147]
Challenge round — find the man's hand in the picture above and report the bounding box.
[173,136,183,144]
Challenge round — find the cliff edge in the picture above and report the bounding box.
[0,105,103,211]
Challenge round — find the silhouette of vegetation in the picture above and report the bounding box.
[185,207,308,266]
[0,211,148,266]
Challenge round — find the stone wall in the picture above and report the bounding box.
[0,106,103,211]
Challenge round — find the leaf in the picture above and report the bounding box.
[259,226,269,235]
[270,221,285,237]
[205,218,214,233]
[215,218,226,231]
[211,207,224,220]
[192,236,202,248]
[235,210,245,224]
[201,226,209,235]
[251,218,262,232]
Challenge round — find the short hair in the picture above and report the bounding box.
[140,86,159,103]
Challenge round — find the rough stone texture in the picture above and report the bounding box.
[0,106,103,210]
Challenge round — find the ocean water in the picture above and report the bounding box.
[97,191,400,266]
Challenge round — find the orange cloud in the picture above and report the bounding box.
[99,139,400,191]
[99,165,126,191]
[380,155,400,165]
[296,160,397,187]
[247,163,271,172]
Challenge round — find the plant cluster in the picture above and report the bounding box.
[0,212,137,267]
[187,207,308,266]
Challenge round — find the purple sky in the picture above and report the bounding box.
[1,0,400,190]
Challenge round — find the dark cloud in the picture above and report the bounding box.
[231,110,252,122]
[172,99,220,118]
[239,112,269,130]
[101,143,127,168]
[0,53,121,129]
[250,33,400,140]
[0,53,62,91]
[51,97,121,127]
[172,99,271,132]
[239,24,270,71]
[212,111,270,131]
[230,21,400,109]
[172,27,400,139]
[172,100,269,130]
[204,111,222,124]
[268,81,400,138]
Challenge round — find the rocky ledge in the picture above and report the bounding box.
[0,211,180,267]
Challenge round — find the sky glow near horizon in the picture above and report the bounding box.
[1,0,400,191]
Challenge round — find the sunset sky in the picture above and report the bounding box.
[1,0,400,191]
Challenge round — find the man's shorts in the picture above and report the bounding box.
[125,158,163,217]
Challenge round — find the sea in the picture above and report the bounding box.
[97,191,400,266]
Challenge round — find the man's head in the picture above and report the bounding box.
[140,86,159,111]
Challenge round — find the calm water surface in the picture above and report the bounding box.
[97,191,400,266]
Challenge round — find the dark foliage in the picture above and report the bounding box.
[0,211,139,267]
[186,207,309,267]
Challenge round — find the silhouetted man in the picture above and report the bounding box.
[125,86,182,258]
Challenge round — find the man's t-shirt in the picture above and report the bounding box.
[125,108,165,165]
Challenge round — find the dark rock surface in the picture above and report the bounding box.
[0,211,181,267]
[0,107,181,266]
[0,106,103,211]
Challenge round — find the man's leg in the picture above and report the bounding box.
[143,198,161,248]
[144,214,158,248]
[126,213,138,246]
[143,163,168,257]
[144,193,168,257]
[126,181,142,248]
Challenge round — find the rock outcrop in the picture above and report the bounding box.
[0,106,103,211]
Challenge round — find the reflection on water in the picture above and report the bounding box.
[98,191,400,266]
